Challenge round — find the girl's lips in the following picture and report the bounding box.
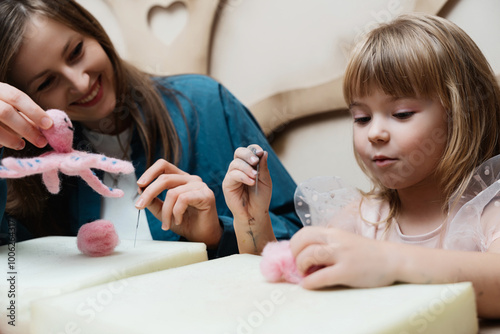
[73,76,103,107]
[373,156,397,167]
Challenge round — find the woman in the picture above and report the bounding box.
[0,0,301,258]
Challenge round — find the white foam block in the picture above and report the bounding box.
[0,236,207,334]
[30,254,477,334]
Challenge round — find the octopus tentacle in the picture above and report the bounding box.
[42,169,61,194]
[78,169,124,198]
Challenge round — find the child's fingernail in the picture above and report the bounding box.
[252,169,258,176]
[250,156,259,164]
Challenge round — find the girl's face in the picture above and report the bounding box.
[350,87,448,190]
[9,15,117,133]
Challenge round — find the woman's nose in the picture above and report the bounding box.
[63,66,89,94]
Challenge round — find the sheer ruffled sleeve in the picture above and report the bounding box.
[445,155,500,252]
[294,176,362,232]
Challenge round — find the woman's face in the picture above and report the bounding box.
[9,15,117,133]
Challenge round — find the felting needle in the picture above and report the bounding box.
[250,147,260,195]
[255,160,260,195]
[134,209,140,248]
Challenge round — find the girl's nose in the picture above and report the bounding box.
[368,119,390,143]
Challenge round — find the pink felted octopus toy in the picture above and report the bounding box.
[0,109,134,197]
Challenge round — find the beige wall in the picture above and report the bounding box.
[78,0,500,190]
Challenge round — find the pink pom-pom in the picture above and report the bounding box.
[77,220,119,257]
[260,241,302,284]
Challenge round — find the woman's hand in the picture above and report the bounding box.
[222,144,275,254]
[0,83,52,149]
[135,159,222,249]
[290,226,397,289]
[223,145,272,221]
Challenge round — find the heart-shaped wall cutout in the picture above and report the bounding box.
[148,2,188,46]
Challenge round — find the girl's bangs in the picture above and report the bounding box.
[344,26,442,103]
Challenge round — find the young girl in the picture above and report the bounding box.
[0,0,302,258]
[223,13,500,317]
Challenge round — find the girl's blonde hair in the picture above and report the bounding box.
[0,0,184,236]
[343,13,500,222]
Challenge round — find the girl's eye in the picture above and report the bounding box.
[353,116,371,124]
[37,76,55,92]
[394,111,415,120]
[69,41,83,61]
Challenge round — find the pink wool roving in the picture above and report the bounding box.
[260,240,302,284]
[77,220,119,257]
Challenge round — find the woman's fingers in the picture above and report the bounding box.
[0,102,48,149]
[161,182,205,229]
[135,169,213,232]
[0,83,52,149]
[136,159,187,189]
[135,173,195,209]
[225,159,258,186]
[230,145,270,190]
[0,84,52,129]
[255,151,270,186]
[171,185,213,226]
[143,196,168,226]
[234,145,264,167]
[0,122,25,150]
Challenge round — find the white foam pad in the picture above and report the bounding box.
[0,236,207,334]
[30,254,477,333]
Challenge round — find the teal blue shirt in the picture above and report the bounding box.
[0,75,302,257]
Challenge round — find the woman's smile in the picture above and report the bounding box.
[72,76,103,107]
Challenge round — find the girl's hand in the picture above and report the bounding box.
[290,226,397,289]
[222,144,275,254]
[0,83,52,149]
[135,159,222,249]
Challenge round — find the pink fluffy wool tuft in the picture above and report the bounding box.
[77,220,119,257]
[260,240,302,284]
